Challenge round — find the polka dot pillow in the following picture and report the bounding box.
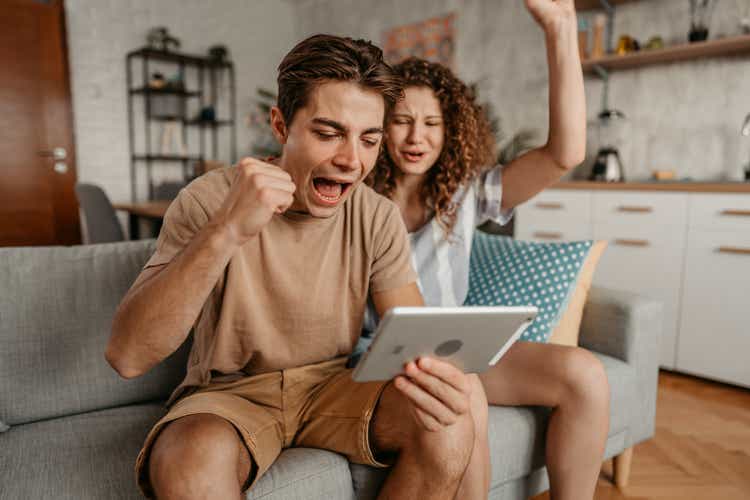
[464,233,594,343]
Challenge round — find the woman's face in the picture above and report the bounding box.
[385,86,445,176]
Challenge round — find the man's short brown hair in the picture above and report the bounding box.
[277,34,402,125]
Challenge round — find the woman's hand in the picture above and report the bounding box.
[524,0,577,33]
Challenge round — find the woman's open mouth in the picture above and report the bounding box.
[312,177,353,205]
[402,151,425,163]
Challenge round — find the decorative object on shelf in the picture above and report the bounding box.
[742,113,750,181]
[578,17,589,60]
[164,74,185,92]
[160,120,186,157]
[652,169,676,181]
[591,13,607,58]
[208,45,229,63]
[616,35,640,55]
[589,109,627,182]
[689,0,717,43]
[247,87,282,158]
[146,27,181,52]
[148,72,166,89]
[644,36,665,50]
[194,106,216,123]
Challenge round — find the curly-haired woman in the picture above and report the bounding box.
[358,1,611,498]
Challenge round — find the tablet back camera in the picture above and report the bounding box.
[435,340,463,357]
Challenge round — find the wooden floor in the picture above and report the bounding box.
[531,370,750,500]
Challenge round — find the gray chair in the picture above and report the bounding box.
[74,183,125,244]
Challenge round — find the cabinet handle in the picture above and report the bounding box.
[717,246,750,256]
[617,205,653,213]
[533,231,563,240]
[719,209,750,217]
[534,202,564,210]
[614,238,650,247]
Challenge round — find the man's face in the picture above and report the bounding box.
[273,81,385,218]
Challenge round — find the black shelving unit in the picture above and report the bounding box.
[126,47,237,201]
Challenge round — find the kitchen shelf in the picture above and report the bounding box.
[129,87,201,97]
[133,155,203,162]
[147,116,233,127]
[583,34,750,73]
[575,0,637,11]
[127,47,233,68]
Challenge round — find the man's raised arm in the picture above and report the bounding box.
[106,159,295,379]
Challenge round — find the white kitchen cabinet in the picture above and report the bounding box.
[515,187,749,386]
[592,219,687,369]
[591,192,689,369]
[515,190,593,242]
[677,194,750,387]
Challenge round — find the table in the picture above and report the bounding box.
[113,200,171,239]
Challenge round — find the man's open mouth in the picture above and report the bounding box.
[402,151,425,162]
[312,177,353,205]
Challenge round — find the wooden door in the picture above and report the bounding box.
[0,0,80,246]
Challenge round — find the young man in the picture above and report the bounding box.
[106,35,483,500]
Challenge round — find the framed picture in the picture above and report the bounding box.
[382,13,456,69]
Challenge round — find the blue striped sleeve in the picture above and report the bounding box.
[475,164,514,226]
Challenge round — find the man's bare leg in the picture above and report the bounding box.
[147,414,254,500]
[479,342,610,500]
[454,374,491,500]
[371,381,475,500]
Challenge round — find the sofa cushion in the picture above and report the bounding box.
[246,448,355,500]
[0,403,165,499]
[0,241,191,427]
[465,234,597,343]
[0,403,355,500]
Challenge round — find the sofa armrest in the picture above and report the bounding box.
[579,286,662,365]
[579,286,663,446]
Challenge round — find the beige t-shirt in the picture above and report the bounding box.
[144,167,417,405]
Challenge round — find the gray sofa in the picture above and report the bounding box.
[0,240,662,499]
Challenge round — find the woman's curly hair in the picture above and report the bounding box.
[366,57,496,237]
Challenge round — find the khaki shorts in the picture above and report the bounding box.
[135,357,389,498]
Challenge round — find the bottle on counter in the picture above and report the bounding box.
[591,14,606,59]
[578,18,589,60]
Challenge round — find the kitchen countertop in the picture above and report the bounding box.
[552,181,750,193]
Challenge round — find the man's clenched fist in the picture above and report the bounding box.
[215,158,296,245]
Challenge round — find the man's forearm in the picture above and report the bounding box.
[544,14,586,168]
[107,219,240,378]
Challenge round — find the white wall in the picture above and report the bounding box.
[65,0,297,203]
[291,0,750,181]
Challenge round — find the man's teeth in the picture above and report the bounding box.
[313,178,344,201]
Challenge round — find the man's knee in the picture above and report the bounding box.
[372,383,475,480]
[418,408,475,480]
[148,413,252,496]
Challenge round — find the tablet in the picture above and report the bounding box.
[351,306,538,382]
